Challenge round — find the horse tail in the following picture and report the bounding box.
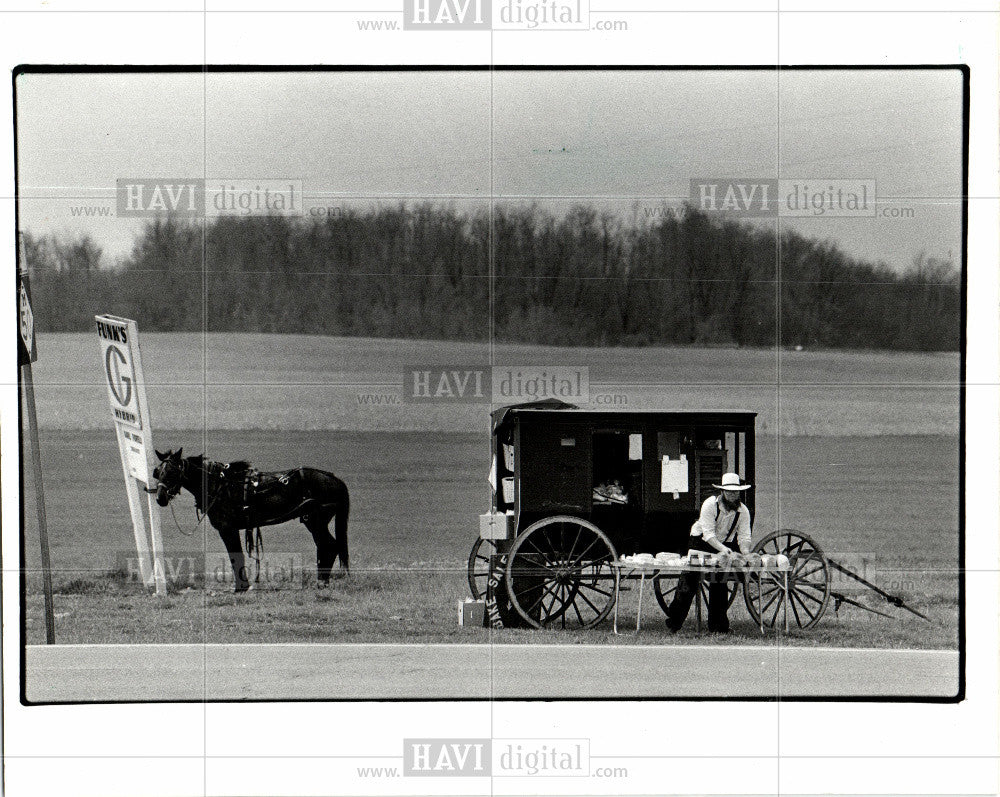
[335,483,350,573]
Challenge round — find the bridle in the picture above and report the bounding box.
[151,458,185,502]
[151,456,223,537]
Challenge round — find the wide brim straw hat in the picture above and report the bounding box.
[713,472,752,490]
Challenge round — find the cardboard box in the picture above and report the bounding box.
[479,511,511,540]
[458,599,486,627]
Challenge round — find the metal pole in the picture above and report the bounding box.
[22,363,55,644]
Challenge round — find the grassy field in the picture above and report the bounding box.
[27,333,959,435]
[23,430,959,648]
[19,334,960,648]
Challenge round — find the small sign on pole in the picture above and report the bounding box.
[95,315,166,595]
[18,233,54,643]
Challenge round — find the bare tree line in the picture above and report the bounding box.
[22,203,959,351]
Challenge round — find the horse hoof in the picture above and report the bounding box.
[317,581,331,590]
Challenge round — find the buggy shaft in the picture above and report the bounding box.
[827,558,930,620]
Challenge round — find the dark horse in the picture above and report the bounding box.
[152,449,350,591]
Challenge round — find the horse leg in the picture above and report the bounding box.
[218,526,250,592]
[334,496,350,574]
[306,515,337,587]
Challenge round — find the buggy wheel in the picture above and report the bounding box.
[504,516,618,629]
[744,529,831,630]
[467,537,498,599]
[653,572,739,616]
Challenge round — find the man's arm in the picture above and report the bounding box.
[736,506,752,554]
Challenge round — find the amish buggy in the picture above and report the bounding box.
[468,401,926,630]
[151,450,350,591]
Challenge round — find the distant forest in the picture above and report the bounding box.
[23,203,960,351]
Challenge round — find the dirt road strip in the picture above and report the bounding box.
[25,643,958,701]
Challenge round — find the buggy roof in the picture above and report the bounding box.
[490,400,756,436]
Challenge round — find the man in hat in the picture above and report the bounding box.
[665,472,753,633]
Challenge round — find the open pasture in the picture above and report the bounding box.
[23,430,959,649]
[20,334,960,649]
[26,333,959,435]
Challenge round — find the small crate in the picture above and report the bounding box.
[479,511,511,540]
[501,477,515,503]
[458,598,486,627]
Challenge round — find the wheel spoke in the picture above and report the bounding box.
[787,589,803,627]
[790,589,817,621]
[791,552,820,578]
[513,575,556,602]
[565,525,584,562]
[766,588,784,627]
[511,562,554,580]
[794,563,826,582]
[793,585,825,606]
[751,580,783,601]
[569,536,601,567]
[523,538,550,560]
[758,587,783,618]
[525,580,563,617]
[785,537,807,559]
[794,582,826,599]
[577,581,612,598]
[542,528,564,559]
[539,591,556,621]
[542,584,569,623]
[575,589,602,617]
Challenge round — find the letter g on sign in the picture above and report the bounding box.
[105,344,133,406]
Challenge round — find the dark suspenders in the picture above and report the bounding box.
[714,497,743,544]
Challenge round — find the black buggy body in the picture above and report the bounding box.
[470,402,757,628]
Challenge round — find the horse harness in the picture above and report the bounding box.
[227,463,306,583]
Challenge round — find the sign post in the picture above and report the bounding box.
[95,314,166,595]
[18,235,55,643]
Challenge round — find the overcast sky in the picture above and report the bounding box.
[16,68,963,271]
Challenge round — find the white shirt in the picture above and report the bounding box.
[691,495,752,554]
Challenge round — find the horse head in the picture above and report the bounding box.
[153,448,185,507]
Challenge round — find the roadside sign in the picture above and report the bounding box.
[19,280,35,356]
[95,314,166,595]
[96,316,142,431]
[17,233,37,364]
[17,276,37,366]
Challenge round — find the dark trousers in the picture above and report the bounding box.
[666,537,739,632]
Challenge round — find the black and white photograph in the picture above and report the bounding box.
[3,6,998,797]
